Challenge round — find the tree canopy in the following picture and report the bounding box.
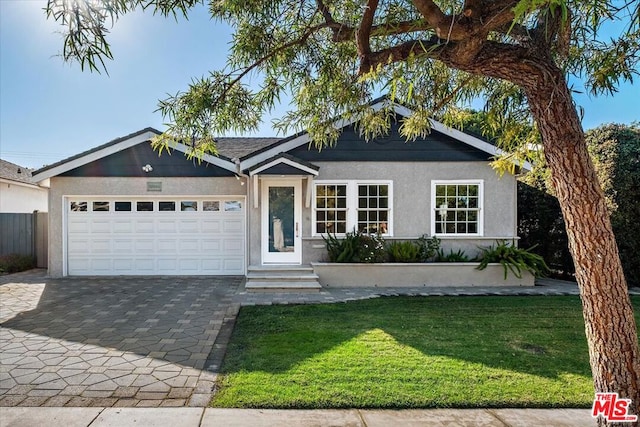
[46,0,638,160]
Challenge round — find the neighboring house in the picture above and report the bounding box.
[32,100,525,283]
[0,159,48,213]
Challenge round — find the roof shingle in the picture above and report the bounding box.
[0,159,38,185]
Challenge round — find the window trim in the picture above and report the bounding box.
[312,180,393,237]
[430,179,484,237]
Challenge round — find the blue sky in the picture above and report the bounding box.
[0,1,638,170]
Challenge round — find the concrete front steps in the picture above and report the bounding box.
[245,265,322,292]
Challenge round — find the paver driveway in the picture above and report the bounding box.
[0,270,241,407]
[1,269,588,409]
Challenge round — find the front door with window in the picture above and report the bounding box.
[261,179,302,264]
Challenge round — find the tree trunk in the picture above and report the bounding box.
[525,65,640,426]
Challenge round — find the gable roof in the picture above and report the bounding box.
[0,159,39,185]
[31,98,529,183]
[235,98,531,171]
[31,128,268,182]
[248,153,320,176]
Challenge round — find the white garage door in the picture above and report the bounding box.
[66,197,245,275]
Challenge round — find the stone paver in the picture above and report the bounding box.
[1,268,612,410]
[1,270,240,408]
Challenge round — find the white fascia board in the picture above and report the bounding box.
[249,157,319,176]
[32,131,158,182]
[171,143,237,173]
[0,177,47,190]
[240,116,359,170]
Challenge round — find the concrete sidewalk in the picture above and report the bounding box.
[0,407,593,426]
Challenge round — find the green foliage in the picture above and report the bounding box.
[45,0,640,157]
[322,230,386,263]
[587,123,640,286]
[0,254,36,274]
[517,182,574,277]
[416,234,441,261]
[477,241,550,280]
[518,123,640,285]
[386,241,422,263]
[436,248,470,263]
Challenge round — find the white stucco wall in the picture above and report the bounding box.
[0,180,48,213]
[247,161,518,265]
[47,176,245,277]
[48,162,518,275]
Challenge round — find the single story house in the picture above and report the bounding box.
[1,159,48,213]
[32,100,528,289]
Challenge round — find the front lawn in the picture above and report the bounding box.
[212,296,640,409]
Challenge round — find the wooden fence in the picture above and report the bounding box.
[0,211,48,268]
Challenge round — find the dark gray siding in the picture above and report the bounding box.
[60,143,235,177]
[287,121,492,162]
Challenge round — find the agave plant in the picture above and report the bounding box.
[476,241,550,279]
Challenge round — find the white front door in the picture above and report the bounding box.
[261,179,302,264]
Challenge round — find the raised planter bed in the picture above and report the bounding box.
[311,262,535,287]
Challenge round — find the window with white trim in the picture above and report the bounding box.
[313,181,392,236]
[431,180,483,236]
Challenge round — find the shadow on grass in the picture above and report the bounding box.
[221,295,618,380]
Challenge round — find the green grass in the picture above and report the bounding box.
[212,296,640,409]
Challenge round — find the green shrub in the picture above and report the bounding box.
[322,230,386,263]
[477,241,550,279]
[0,254,36,274]
[387,241,422,262]
[436,248,470,262]
[417,234,441,261]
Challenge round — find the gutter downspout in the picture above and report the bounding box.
[234,158,251,274]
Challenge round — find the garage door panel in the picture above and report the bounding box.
[67,197,245,276]
[179,220,199,233]
[135,259,155,272]
[135,220,155,233]
[68,219,89,233]
[92,240,111,253]
[179,239,199,251]
[201,259,222,271]
[224,239,243,253]
[157,258,178,272]
[157,239,177,253]
[201,239,221,251]
[179,259,200,272]
[113,239,134,252]
[68,258,90,274]
[68,239,90,253]
[91,220,111,233]
[223,259,244,273]
[202,220,222,233]
[90,259,112,272]
[157,220,177,233]
[223,219,243,233]
[135,239,155,251]
[113,221,133,233]
[113,258,133,271]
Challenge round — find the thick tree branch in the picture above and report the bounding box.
[317,0,434,42]
[357,0,379,74]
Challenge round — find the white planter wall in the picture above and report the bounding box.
[311,263,535,287]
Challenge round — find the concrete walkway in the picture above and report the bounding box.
[0,407,594,426]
